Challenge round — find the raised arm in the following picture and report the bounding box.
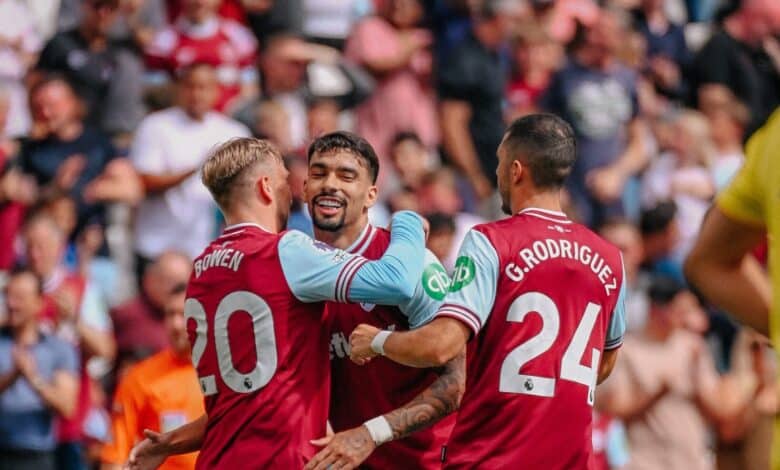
[304,350,466,470]
[350,229,498,368]
[279,211,427,306]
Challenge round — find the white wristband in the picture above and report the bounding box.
[370,330,392,355]
[363,416,393,446]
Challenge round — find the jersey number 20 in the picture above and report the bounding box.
[185,292,277,396]
[499,292,601,405]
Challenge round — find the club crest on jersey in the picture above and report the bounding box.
[423,263,450,300]
[450,256,476,292]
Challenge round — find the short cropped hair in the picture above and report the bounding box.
[201,138,283,210]
[502,113,577,189]
[307,131,380,184]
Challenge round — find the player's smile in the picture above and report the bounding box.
[313,194,347,217]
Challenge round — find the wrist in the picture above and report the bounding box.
[370,330,392,356]
[28,375,46,390]
[363,416,393,446]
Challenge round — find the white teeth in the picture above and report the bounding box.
[317,200,341,208]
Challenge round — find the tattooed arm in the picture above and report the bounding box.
[305,350,466,470]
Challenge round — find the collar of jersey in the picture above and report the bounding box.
[221,222,273,237]
[177,16,219,38]
[517,208,572,224]
[345,224,376,255]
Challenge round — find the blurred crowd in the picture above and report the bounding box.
[0,0,778,469]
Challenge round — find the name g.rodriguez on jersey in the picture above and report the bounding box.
[498,237,619,295]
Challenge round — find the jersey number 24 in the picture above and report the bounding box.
[500,292,601,405]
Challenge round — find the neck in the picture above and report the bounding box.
[80,25,106,51]
[575,48,612,71]
[14,321,39,345]
[224,205,281,233]
[182,107,207,122]
[474,22,500,50]
[511,190,563,214]
[54,121,83,141]
[644,317,672,342]
[314,215,369,250]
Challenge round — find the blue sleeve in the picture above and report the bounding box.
[435,229,499,337]
[279,211,426,305]
[398,249,449,329]
[605,259,627,350]
[606,420,630,467]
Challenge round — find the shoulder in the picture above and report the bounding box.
[140,107,180,127]
[219,19,256,43]
[207,112,251,135]
[126,350,169,383]
[40,333,77,357]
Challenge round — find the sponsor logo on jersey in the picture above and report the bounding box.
[422,263,450,300]
[450,256,476,292]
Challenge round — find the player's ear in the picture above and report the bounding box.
[511,159,524,185]
[365,184,378,209]
[257,175,274,203]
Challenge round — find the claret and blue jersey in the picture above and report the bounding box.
[183,211,426,469]
[435,208,627,469]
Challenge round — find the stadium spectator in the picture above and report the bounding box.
[130,63,249,268]
[0,0,42,138]
[506,26,561,120]
[425,212,456,269]
[283,155,313,236]
[542,9,648,228]
[633,0,691,101]
[19,76,123,241]
[110,251,192,377]
[306,98,341,141]
[641,110,714,261]
[249,99,294,152]
[599,219,650,332]
[692,0,780,135]
[35,0,146,139]
[639,201,681,281]
[438,0,514,206]
[389,131,435,193]
[22,212,115,469]
[301,0,368,49]
[698,87,748,189]
[144,0,258,113]
[100,284,203,470]
[345,0,438,176]
[596,275,758,470]
[0,268,79,470]
[416,167,484,271]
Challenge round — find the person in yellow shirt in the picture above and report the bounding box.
[685,107,779,465]
[100,284,203,470]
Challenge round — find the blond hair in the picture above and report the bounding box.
[201,138,283,210]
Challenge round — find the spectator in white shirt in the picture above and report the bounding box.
[130,63,250,276]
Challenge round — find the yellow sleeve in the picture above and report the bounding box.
[101,371,144,464]
[716,112,776,227]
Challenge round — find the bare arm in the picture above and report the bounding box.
[76,322,116,362]
[30,370,79,418]
[598,348,619,384]
[125,414,208,470]
[439,100,492,199]
[305,350,466,470]
[138,170,197,195]
[684,207,770,335]
[0,369,20,395]
[351,318,471,368]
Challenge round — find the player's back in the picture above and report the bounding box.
[185,223,329,469]
[326,225,454,469]
[441,209,625,469]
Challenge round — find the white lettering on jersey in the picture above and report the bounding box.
[194,249,246,278]
[510,238,618,295]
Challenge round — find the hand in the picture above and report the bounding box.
[305,426,377,470]
[349,324,381,365]
[12,346,38,380]
[77,225,104,260]
[124,429,171,470]
[586,166,626,203]
[55,154,86,191]
[53,286,80,323]
[84,159,144,204]
[649,56,681,90]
